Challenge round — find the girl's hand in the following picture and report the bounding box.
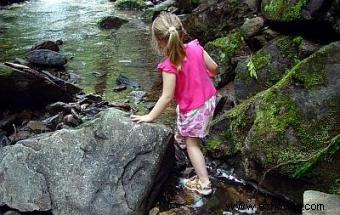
[130,114,153,123]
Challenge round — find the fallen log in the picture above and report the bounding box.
[0,62,82,109]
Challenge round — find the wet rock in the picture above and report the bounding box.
[145,102,156,110]
[116,74,142,90]
[77,94,103,104]
[303,190,340,215]
[214,82,236,116]
[109,101,131,111]
[328,0,340,34]
[234,36,320,101]
[204,31,250,88]
[0,0,25,6]
[3,211,21,215]
[68,72,81,84]
[31,40,63,52]
[115,0,147,10]
[0,63,76,108]
[0,113,17,129]
[142,0,174,23]
[130,90,146,104]
[0,131,10,147]
[13,58,29,66]
[46,102,80,114]
[42,113,64,129]
[298,39,322,58]
[0,108,173,214]
[63,114,80,127]
[27,120,50,133]
[113,84,127,92]
[207,41,340,203]
[27,49,67,67]
[8,130,31,143]
[98,16,128,30]
[183,0,255,44]
[239,16,265,38]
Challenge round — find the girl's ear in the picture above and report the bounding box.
[159,39,167,49]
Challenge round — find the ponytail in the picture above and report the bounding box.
[166,27,186,71]
[151,12,186,71]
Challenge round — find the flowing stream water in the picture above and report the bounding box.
[0,1,301,214]
[0,0,161,101]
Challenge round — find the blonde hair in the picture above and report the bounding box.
[151,12,186,71]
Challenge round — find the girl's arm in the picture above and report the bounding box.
[203,50,218,77]
[130,72,176,123]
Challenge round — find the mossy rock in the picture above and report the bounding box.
[115,0,147,10]
[208,41,340,203]
[204,31,249,88]
[98,16,128,29]
[234,36,319,101]
[261,0,309,21]
[141,1,174,23]
[183,0,255,44]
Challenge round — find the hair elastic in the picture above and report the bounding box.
[168,26,176,33]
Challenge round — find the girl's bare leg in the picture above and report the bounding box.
[186,137,210,185]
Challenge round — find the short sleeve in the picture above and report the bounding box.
[188,39,204,52]
[157,58,177,74]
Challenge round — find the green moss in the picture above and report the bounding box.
[293,36,303,46]
[262,0,309,21]
[205,130,231,151]
[254,93,299,134]
[205,31,244,62]
[293,134,340,178]
[276,36,301,65]
[211,42,338,175]
[115,0,147,10]
[292,58,326,89]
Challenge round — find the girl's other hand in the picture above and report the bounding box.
[130,114,153,123]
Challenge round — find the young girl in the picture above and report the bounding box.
[130,12,217,196]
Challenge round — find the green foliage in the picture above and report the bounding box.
[246,51,272,80]
[262,0,309,21]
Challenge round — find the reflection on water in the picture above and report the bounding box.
[0,0,161,101]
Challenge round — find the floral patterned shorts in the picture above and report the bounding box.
[176,95,216,141]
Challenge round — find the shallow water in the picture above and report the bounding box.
[0,0,161,101]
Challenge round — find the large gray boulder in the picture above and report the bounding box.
[0,108,173,215]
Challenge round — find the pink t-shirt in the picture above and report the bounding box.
[157,39,216,113]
